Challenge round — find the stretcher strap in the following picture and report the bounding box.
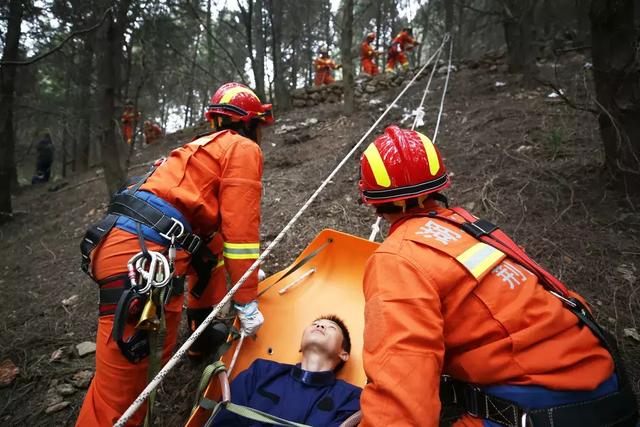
[201,400,312,427]
[257,238,333,297]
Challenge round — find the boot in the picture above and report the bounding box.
[186,307,229,361]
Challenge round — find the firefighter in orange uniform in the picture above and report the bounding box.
[314,46,341,86]
[360,32,380,76]
[143,120,164,145]
[357,126,638,426]
[121,100,140,145]
[77,83,274,426]
[385,27,419,73]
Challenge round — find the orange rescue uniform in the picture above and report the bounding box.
[360,41,379,75]
[314,56,340,86]
[386,31,417,72]
[360,202,613,427]
[121,107,139,145]
[143,122,164,145]
[76,129,262,426]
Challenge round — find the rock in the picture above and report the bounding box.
[50,348,66,362]
[623,328,640,342]
[305,100,316,107]
[326,94,338,103]
[310,92,321,101]
[463,201,476,211]
[45,401,71,414]
[62,294,79,306]
[292,99,306,108]
[608,317,616,324]
[70,370,94,388]
[489,64,498,72]
[76,341,96,357]
[0,359,19,388]
[365,84,376,93]
[56,383,76,396]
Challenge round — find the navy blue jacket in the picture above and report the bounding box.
[212,359,362,426]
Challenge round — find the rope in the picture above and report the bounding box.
[368,35,453,242]
[113,34,450,427]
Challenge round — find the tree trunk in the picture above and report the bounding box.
[340,0,355,114]
[96,4,129,197]
[266,0,291,110]
[253,0,266,100]
[75,36,94,173]
[0,0,24,220]
[590,0,640,190]
[445,0,454,34]
[575,0,590,44]
[501,0,537,82]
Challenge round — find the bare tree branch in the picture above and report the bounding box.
[0,7,113,66]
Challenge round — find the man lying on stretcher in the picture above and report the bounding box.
[212,315,362,426]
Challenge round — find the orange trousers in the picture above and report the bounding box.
[76,229,227,426]
[385,52,408,72]
[362,58,379,75]
[314,70,335,86]
[123,123,134,144]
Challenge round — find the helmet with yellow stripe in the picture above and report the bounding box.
[206,82,274,125]
[359,125,449,205]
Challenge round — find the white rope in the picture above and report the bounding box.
[432,36,454,146]
[368,35,452,242]
[114,35,450,427]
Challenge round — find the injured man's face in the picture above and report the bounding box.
[300,316,350,371]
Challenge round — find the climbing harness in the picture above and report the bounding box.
[114,34,453,427]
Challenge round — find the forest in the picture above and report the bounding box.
[0,0,639,426]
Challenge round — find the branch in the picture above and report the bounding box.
[453,0,502,17]
[165,41,221,83]
[0,7,113,66]
[534,76,598,115]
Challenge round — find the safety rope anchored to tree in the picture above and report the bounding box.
[114,33,452,427]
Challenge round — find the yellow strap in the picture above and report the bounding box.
[456,242,505,280]
[363,144,391,187]
[223,242,260,260]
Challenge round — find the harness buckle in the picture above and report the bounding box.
[464,385,482,418]
[460,219,498,239]
[183,234,202,254]
[160,217,185,241]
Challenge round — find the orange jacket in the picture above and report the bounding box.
[360,41,377,60]
[390,31,416,53]
[314,56,339,72]
[144,122,163,139]
[121,107,139,124]
[141,130,262,303]
[360,202,613,426]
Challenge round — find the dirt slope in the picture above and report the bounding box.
[1,56,638,426]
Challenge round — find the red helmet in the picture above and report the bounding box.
[359,125,449,204]
[366,32,376,42]
[205,82,274,125]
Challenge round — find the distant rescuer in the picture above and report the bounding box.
[143,120,164,145]
[360,32,380,76]
[385,27,419,73]
[211,316,362,426]
[314,46,342,86]
[31,133,55,184]
[76,82,273,426]
[120,99,140,145]
[357,125,638,426]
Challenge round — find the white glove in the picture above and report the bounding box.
[258,269,266,281]
[234,300,264,336]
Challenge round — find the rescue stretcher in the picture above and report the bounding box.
[185,229,379,426]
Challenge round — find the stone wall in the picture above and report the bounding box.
[289,65,451,108]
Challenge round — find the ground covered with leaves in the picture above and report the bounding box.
[1,54,638,426]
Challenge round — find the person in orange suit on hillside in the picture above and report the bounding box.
[77,82,274,426]
[360,32,380,76]
[385,27,419,73]
[314,46,341,86]
[357,125,638,427]
[121,100,140,145]
[143,120,164,145]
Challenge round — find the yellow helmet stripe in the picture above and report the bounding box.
[417,132,440,176]
[220,86,260,104]
[364,144,391,188]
